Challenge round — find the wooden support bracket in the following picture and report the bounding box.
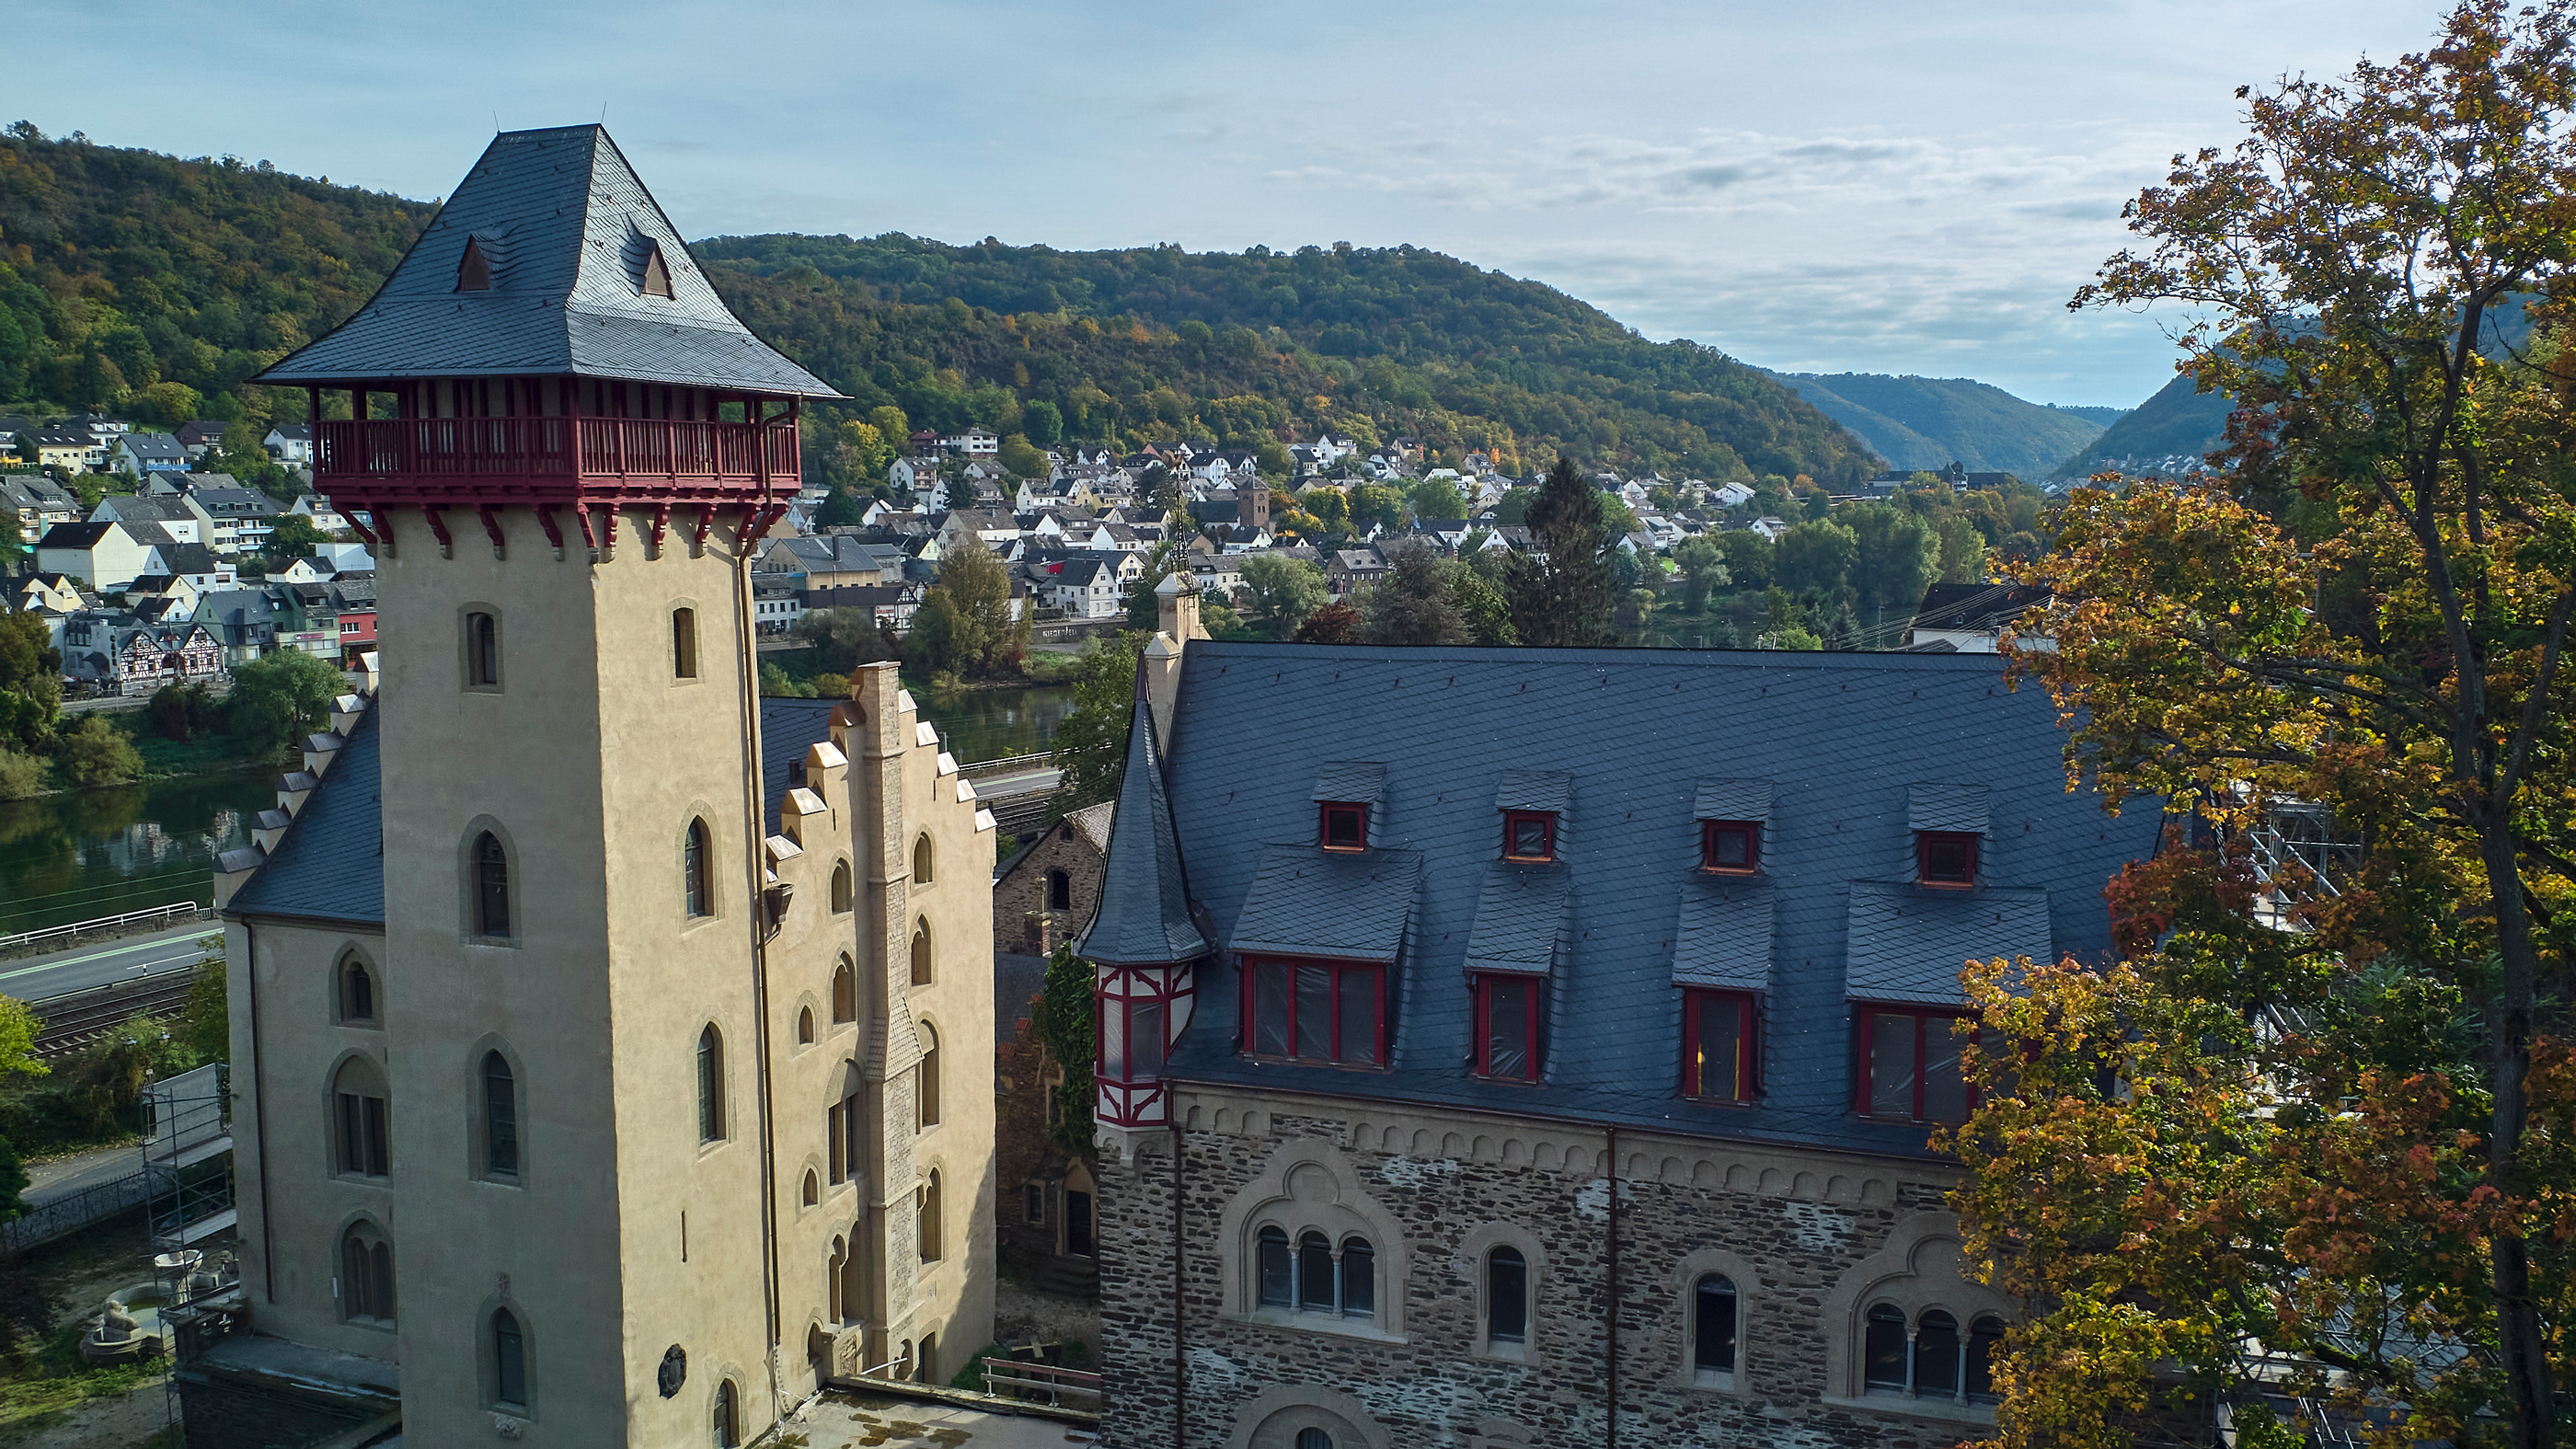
[575,506,600,560]
[692,505,717,558]
[420,505,454,559]
[650,501,672,558]
[534,507,566,561]
[477,506,507,560]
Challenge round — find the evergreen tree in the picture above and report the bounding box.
[1364,541,1466,646]
[1502,459,1616,647]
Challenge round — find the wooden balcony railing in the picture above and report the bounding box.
[316,418,799,483]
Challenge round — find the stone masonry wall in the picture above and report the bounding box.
[1098,1087,1998,1449]
[992,817,1106,958]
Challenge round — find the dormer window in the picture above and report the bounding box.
[456,237,491,293]
[1917,832,1978,887]
[640,242,673,299]
[1701,821,1760,873]
[1502,811,1555,862]
[1319,803,1367,852]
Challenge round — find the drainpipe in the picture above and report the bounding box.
[244,920,273,1303]
[732,510,784,1420]
[1173,1101,1189,1449]
[1605,1123,1620,1449]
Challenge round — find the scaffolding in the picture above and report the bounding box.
[141,1063,240,1436]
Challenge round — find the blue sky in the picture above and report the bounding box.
[23,0,2441,407]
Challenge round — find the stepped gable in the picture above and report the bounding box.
[257,124,837,397]
[222,703,384,926]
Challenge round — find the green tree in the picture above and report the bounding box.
[1844,503,1941,624]
[1772,518,1857,597]
[1933,512,1984,582]
[1450,565,1517,646]
[1671,535,1731,612]
[1715,529,1774,591]
[1348,484,1407,533]
[1031,942,1097,1152]
[260,512,325,569]
[1048,633,1145,815]
[1022,399,1064,446]
[1962,8,2576,1446]
[1304,486,1350,531]
[816,487,868,529]
[55,715,140,787]
[902,592,968,679]
[0,995,47,1082]
[758,660,816,697]
[0,610,62,750]
[794,608,897,673]
[0,747,42,800]
[1502,459,1616,647]
[1363,541,1467,646]
[926,535,1024,677]
[998,435,1048,477]
[226,649,343,754]
[868,406,912,448]
[180,934,226,1061]
[1407,478,1467,522]
[1239,553,1327,639]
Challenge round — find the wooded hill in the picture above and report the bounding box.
[1763,370,2123,478]
[0,126,1880,486]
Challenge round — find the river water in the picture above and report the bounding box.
[0,683,1078,940]
[0,772,273,938]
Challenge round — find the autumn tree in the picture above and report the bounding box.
[1960,7,2576,1446]
[1502,458,1615,647]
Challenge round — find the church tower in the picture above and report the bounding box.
[221,126,996,1446]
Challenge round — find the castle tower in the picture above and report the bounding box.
[219,126,995,1446]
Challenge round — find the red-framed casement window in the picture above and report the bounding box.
[1916,831,1978,887]
[1684,989,1758,1103]
[1319,802,1369,852]
[1502,811,1556,862]
[1701,820,1760,873]
[1244,958,1386,1066]
[1474,973,1543,1082]
[1857,1006,1979,1123]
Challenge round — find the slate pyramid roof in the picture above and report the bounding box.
[1075,702,1208,966]
[258,125,839,397]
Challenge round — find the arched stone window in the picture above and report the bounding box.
[671,606,698,679]
[472,831,512,939]
[684,819,713,919]
[339,1221,395,1325]
[491,1306,528,1410]
[696,1026,726,1143]
[1228,1142,1406,1337]
[830,859,853,914]
[332,1056,389,1179]
[915,1022,941,1130]
[833,958,857,1023]
[910,922,932,986]
[1823,1211,2013,1412]
[1257,1225,1291,1307]
[1694,1273,1739,1374]
[1297,1431,1335,1449]
[338,954,378,1026]
[1486,1247,1528,1345]
[1864,1304,1909,1391]
[917,1171,943,1261]
[712,1377,740,1447]
[481,1050,520,1181]
[463,608,501,689]
[797,1006,815,1045]
[912,834,935,885]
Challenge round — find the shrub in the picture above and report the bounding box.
[0,747,43,800]
[55,716,141,788]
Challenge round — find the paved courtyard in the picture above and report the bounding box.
[784,1387,1098,1448]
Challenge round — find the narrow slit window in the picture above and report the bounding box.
[466,611,499,688]
[482,1051,519,1179]
[684,820,712,918]
[696,1025,726,1143]
[1257,1225,1291,1306]
[1486,1247,1527,1344]
[1693,1273,1738,1373]
[673,607,697,679]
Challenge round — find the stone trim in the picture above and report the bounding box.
[1664,1245,1763,1396]
[1216,1136,1409,1339]
[1816,1208,2009,1424]
[1453,1219,1547,1363]
[1221,1383,1392,1449]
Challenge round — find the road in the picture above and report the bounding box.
[0,926,212,1004]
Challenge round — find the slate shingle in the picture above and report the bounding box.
[1228,845,1424,962]
[1460,861,1568,977]
[224,707,384,926]
[1076,705,1208,967]
[1843,880,2052,1006]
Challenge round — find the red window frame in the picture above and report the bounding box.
[1916,831,1978,887]
[1855,1006,1980,1123]
[1701,821,1760,873]
[1501,811,1556,862]
[1319,802,1368,852]
[1683,989,1758,1103]
[1473,973,1544,1082]
[1241,958,1386,1066]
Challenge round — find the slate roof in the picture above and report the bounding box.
[759,697,841,834]
[256,125,839,398]
[1460,861,1568,976]
[1075,704,1208,967]
[1147,641,2164,1158]
[224,707,384,926]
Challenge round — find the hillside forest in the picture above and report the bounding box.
[0,126,1883,489]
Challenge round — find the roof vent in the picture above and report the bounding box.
[640,241,673,299]
[456,236,492,293]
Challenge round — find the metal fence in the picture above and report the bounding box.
[0,901,208,955]
[979,1358,1103,1409]
[0,1168,156,1253]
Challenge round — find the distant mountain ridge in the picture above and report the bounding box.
[2051,373,2234,477]
[1761,370,2124,478]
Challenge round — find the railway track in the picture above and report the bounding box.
[29,970,200,1060]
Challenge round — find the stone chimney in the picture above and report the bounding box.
[1023,911,1054,956]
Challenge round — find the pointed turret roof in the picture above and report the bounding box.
[1075,701,1207,966]
[258,125,839,397]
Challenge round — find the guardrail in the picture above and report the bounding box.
[979,1358,1103,1409]
[0,901,208,955]
[957,752,1052,779]
[1,1167,155,1254]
